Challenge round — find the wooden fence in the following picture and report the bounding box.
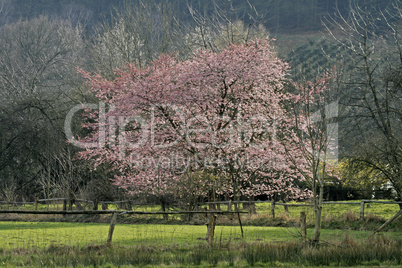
[1,198,401,221]
[1,199,401,245]
[0,209,246,245]
[204,199,402,220]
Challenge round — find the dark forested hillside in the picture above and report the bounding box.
[0,0,395,33]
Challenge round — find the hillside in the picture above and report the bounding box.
[0,0,394,33]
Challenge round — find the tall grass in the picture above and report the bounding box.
[242,235,401,266]
[0,234,400,267]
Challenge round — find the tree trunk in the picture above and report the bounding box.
[208,191,216,210]
[107,212,118,245]
[245,197,256,215]
[161,200,168,220]
[68,191,74,211]
[300,212,307,240]
[281,200,289,214]
[93,199,98,211]
[312,183,324,244]
[68,198,74,211]
[187,199,195,221]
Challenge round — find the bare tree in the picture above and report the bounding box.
[182,1,268,54]
[283,72,339,244]
[324,0,402,202]
[90,0,180,77]
[0,16,86,200]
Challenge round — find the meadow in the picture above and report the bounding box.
[0,200,401,267]
[0,222,401,267]
[3,221,400,249]
[255,201,400,223]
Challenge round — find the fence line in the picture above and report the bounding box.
[1,200,400,247]
[0,209,246,245]
[2,198,400,205]
[1,198,401,220]
[204,199,401,220]
[0,210,247,215]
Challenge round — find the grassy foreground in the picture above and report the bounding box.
[0,201,400,266]
[0,221,401,267]
[1,221,402,249]
[0,234,401,267]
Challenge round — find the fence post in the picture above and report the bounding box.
[62,199,67,218]
[271,200,275,220]
[68,198,73,211]
[62,199,67,211]
[34,197,38,211]
[206,213,217,245]
[107,212,118,245]
[208,200,216,210]
[284,204,289,214]
[245,198,256,215]
[227,200,232,212]
[126,201,132,211]
[300,212,307,240]
[237,207,244,238]
[92,199,98,211]
[360,201,365,220]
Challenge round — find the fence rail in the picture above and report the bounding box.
[0,209,246,245]
[0,210,246,215]
[1,198,401,247]
[205,199,401,220]
[1,198,401,220]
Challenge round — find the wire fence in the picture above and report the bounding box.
[0,199,401,250]
[1,198,401,224]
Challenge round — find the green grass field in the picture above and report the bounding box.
[0,221,401,267]
[0,200,400,266]
[1,221,401,250]
[255,200,400,221]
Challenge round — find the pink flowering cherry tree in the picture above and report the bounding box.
[77,39,311,212]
